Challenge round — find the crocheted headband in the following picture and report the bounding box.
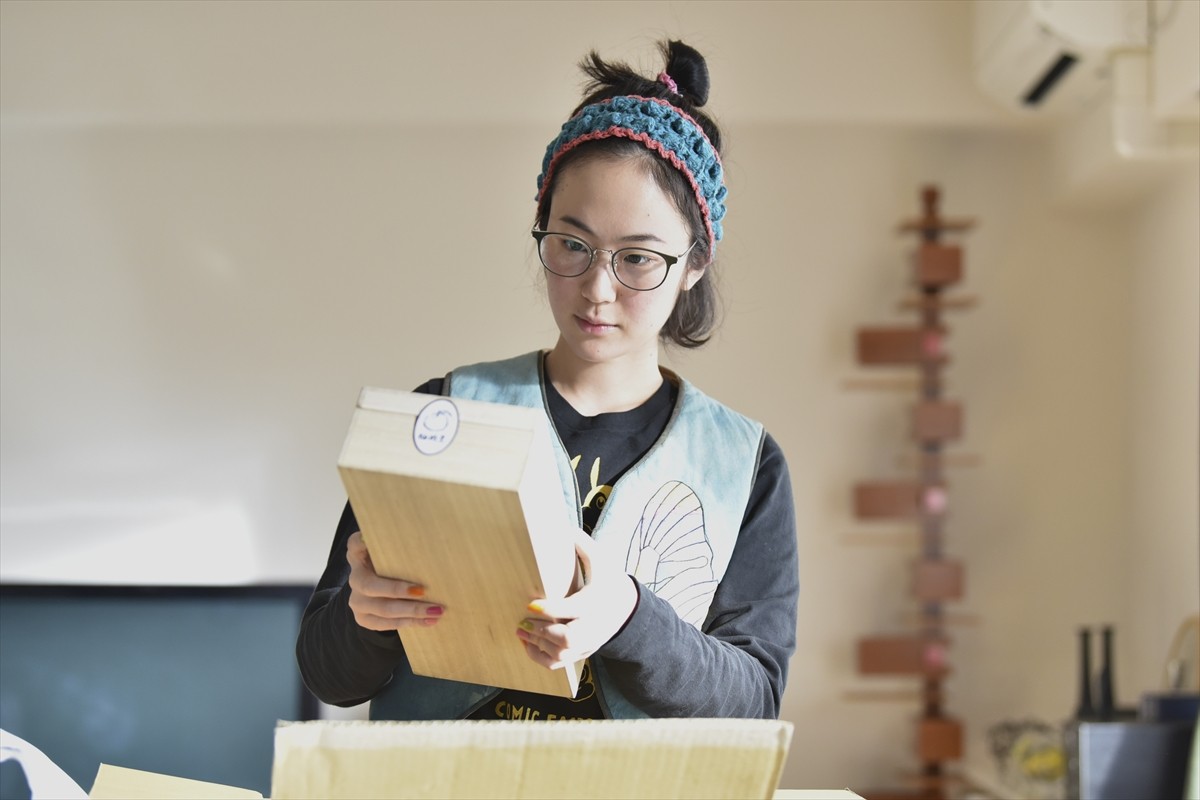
[536,95,727,257]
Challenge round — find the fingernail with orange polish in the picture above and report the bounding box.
[407,585,426,598]
[527,601,544,614]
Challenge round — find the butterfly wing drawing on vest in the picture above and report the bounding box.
[625,481,718,628]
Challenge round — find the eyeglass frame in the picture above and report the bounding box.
[530,228,698,292]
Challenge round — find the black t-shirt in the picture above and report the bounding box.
[466,375,677,720]
[547,375,676,535]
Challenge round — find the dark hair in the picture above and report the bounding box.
[537,40,725,349]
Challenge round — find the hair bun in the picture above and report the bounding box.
[662,40,710,107]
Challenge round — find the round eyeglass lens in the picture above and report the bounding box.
[614,249,668,290]
[539,234,593,277]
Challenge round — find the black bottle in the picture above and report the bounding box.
[1096,625,1115,720]
[1076,627,1095,720]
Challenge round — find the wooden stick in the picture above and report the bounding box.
[904,611,982,627]
[896,452,982,469]
[841,689,922,703]
[841,376,920,392]
[899,295,979,312]
[895,772,973,790]
[897,217,976,234]
[840,531,921,547]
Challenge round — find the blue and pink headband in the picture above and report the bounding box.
[536,94,727,256]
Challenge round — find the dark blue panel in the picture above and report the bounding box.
[0,585,317,797]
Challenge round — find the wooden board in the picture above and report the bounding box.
[338,388,582,697]
[911,559,964,602]
[916,717,963,761]
[854,482,948,520]
[853,482,920,520]
[911,243,962,288]
[856,327,945,366]
[857,635,949,677]
[910,402,962,442]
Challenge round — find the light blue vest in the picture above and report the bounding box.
[369,351,764,720]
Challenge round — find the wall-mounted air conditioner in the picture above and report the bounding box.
[974,0,1197,207]
[973,0,1148,115]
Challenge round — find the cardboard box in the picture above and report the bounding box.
[270,719,796,800]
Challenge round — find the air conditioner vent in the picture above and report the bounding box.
[1023,52,1079,106]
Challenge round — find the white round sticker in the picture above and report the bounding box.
[413,398,459,456]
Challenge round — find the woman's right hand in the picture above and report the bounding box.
[346,531,444,631]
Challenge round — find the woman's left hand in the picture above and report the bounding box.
[516,528,639,670]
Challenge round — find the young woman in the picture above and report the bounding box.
[297,40,798,721]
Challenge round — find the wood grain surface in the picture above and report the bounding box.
[338,388,581,697]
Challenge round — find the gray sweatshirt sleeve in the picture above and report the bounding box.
[295,501,408,706]
[294,379,444,707]
[595,432,798,718]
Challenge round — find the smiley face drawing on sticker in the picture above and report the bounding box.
[413,398,460,455]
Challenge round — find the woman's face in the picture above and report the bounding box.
[543,156,702,371]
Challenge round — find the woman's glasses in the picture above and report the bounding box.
[531,229,696,292]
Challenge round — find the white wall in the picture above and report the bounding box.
[665,125,1150,789]
[0,0,1011,128]
[1124,171,1200,695]
[2,0,1196,793]
[0,123,554,583]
